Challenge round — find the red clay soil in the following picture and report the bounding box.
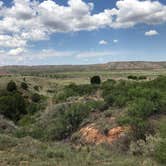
[80,124,127,145]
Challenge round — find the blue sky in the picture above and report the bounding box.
[0,0,166,65]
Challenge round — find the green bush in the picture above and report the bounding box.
[18,114,35,126]
[55,91,69,102]
[90,76,101,85]
[34,85,39,91]
[103,76,165,110]
[103,80,132,107]
[138,76,147,80]
[120,98,156,139]
[46,103,90,140]
[66,83,98,96]
[7,80,17,92]
[55,83,99,102]
[27,103,38,114]
[86,100,108,112]
[31,93,41,103]
[129,135,161,157]
[128,75,138,80]
[128,98,156,119]
[128,75,140,80]
[0,92,27,122]
[102,79,116,89]
[104,110,113,117]
[21,82,28,90]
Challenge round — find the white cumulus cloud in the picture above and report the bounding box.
[113,39,118,43]
[8,47,25,56]
[99,40,108,45]
[145,30,159,36]
[111,0,166,28]
[0,0,165,61]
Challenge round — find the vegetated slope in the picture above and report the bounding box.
[0,75,166,166]
[0,61,166,74]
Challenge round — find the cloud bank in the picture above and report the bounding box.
[0,0,165,59]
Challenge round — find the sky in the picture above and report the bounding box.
[0,0,166,65]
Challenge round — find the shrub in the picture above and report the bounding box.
[104,110,112,117]
[0,134,18,150]
[7,80,17,92]
[86,100,108,112]
[128,75,138,80]
[129,135,159,156]
[34,85,39,91]
[102,79,116,90]
[55,91,70,102]
[129,134,166,164]
[0,93,27,122]
[21,82,28,90]
[138,76,147,80]
[31,93,41,103]
[18,114,35,126]
[27,103,38,114]
[66,83,98,96]
[55,83,98,102]
[127,98,156,119]
[103,76,165,109]
[47,103,90,140]
[103,80,132,107]
[119,98,156,140]
[90,76,101,84]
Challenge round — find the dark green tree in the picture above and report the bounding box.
[7,81,17,92]
[0,93,26,122]
[90,76,101,85]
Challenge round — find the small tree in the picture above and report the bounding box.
[21,82,28,90]
[7,81,17,92]
[0,93,26,122]
[90,76,101,85]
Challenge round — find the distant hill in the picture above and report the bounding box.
[0,71,11,76]
[105,61,166,70]
[0,61,166,74]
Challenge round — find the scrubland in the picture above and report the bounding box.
[0,69,166,166]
